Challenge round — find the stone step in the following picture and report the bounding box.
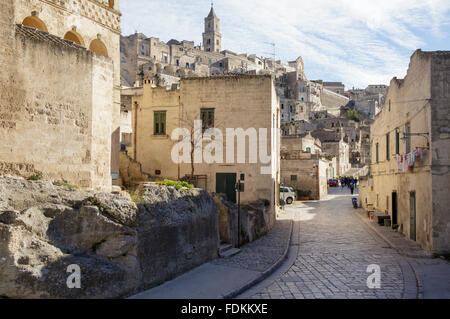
[219,247,241,259]
[219,243,233,253]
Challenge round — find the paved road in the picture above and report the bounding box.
[239,187,419,299]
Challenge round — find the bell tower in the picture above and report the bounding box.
[203,3,221,52]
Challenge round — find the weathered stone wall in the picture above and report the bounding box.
[321,88,349,109]
[12,0,122,185]
[367,50,450,253]
[281,158,329,200]
[0,0,121,191]
[213,194,271,247]
[430,52,450,254]
[0,177,219,298]
[0,24,112,190]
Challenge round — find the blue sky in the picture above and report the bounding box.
[121,0,450,89]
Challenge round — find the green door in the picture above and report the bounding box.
[216,173,237,203]
[410,192,416,241]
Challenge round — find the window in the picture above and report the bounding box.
[154,111,166,135]
[217,40,219,45]
[306,147,311,153]
[281,104,284,110]
[121,57,125,63]
[291,175,297,181]
[176,59,179,66]
[405,124,411,153]
[395,129,400,155]
[376,143,379,163]
[385,133,390,161]
[201,108,215,132]
[207,39,211,45]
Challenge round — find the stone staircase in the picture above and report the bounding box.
[219,242,241,258]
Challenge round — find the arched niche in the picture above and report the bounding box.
[64,30,85,47]
[89,39,108,57]
[22,16,48,32]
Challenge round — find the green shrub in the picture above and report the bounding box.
[27,174,43,181]
[156,179,194,190]
[295,189,312,197]
[52,180,78,190]
[130,190,144,204]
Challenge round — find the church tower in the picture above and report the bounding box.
[203,4,221,52]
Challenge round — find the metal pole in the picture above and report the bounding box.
[237,179,241,248]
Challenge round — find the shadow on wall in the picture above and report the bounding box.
[213,194,274,247]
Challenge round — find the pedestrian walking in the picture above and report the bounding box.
[350,182,355,195]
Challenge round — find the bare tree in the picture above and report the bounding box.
[178,110,222,179]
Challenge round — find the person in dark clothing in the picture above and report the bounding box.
[350,182,355,195]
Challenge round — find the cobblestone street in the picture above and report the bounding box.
[240,188,421,299]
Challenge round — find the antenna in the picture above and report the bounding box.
[263,42,276,59]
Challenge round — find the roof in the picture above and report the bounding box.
[15,24,88,51]
[207,6,218,19]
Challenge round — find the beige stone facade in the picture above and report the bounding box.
[129,75,280,219]
[0,0,121,190]
[359,50,450,254]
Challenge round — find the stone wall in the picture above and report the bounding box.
[430,52,450,254]
[281,158,329,200]
[0,177,219,298]
[0,24,113,191]
[321,88,349,109]
[12,0,122,185]
[366,50,450,254]
[213,194,272,247]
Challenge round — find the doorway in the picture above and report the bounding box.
[392,191,398,227]
[410,192,416,241]
[216,173,237,204]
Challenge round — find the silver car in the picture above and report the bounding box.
[280,186,296,205]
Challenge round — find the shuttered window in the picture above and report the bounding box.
[201,108,215,132]
[154,111,166,135]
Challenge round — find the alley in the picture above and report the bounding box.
[239,187,419,299]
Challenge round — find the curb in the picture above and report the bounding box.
[354,210,424,299]
[220,217,294,299]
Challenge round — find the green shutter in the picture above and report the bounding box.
[154,111,166,135]
[386,133,390,161]
[154,112,159,135]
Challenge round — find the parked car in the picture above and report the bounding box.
[280,186,296,205]
[328,179,338,187]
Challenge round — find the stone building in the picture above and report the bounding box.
[203,5,221,53]
[359,50,450,254]
[0,0,121,191]
[119,6,275,88]
[323,82,346,95]
[347,85,388,119]
[128,75,280,219]
[280,135,336,200]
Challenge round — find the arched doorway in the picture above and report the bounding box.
[64,30,85,47]
[89,39,108,57]
[22,16,48,32]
